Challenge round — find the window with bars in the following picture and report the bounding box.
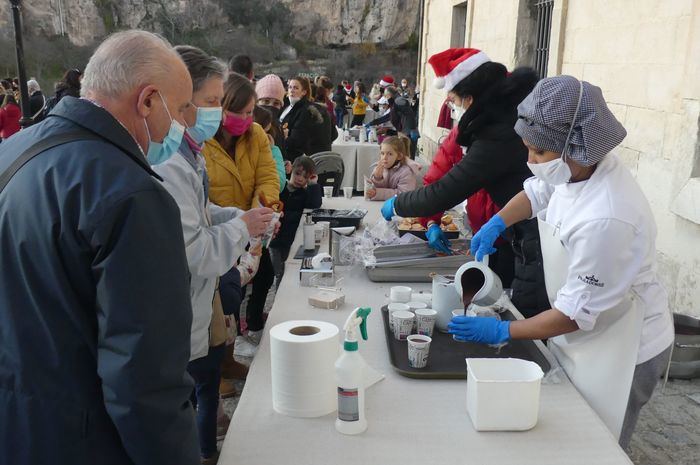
[534,0,554,78]
[451,2,469,48]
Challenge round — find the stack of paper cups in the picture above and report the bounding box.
[270,320,339,417]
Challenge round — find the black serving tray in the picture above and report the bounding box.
[381,305,551,379]
[397,229,460,241]
[311,208,367,228]
[293,244,320,259]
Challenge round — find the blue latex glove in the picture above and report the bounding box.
[381,196,396,221]
[426,223,452,254]
[470,214,506,261]
[448,316,511,344]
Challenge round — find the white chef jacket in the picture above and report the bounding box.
[523,154,674,364]
[153,147,249,361]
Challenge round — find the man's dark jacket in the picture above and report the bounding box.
[0,97,199,465]
[394,69,550,316]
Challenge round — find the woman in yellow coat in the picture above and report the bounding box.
[202,72,279,344]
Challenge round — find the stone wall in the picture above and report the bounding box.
[418,0,700,317]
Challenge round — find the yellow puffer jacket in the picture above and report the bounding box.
[202,123,280,209]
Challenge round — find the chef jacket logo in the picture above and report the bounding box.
[578,274,604,287]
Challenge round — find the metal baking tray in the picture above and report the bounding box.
[366,239,472,282]
[381,305,551,379]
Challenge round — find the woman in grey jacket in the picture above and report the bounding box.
[152,46,272,464]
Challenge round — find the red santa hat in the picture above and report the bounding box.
[379,75,395,88]
[428,48,490,91]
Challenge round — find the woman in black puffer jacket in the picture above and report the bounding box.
[392,62,550,317]
[279,76,327,160]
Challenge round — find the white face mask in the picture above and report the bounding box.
[527,79,584,186]
[527,158,572,185]
[450,102,466,122]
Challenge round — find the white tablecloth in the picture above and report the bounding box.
[331,140,381,191]
[219,198,632,465]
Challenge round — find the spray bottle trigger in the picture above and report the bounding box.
[357,307,371,340]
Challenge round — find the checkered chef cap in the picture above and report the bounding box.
[514,75,626,166]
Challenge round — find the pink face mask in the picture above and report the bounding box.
[222,113,253,136]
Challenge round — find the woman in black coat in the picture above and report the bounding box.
[390,63,550,317]
[279,76,326,160]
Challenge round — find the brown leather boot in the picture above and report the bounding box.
[219,378,238,399]
[220,343,249,380]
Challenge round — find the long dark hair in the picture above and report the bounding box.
[55,68,82,98]
[456,65,539,146]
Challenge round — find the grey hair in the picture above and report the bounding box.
[27,79,40,93]
[173,45,227,93]
[80,30,181,99]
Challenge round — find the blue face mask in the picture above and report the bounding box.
[186,106,222,144]
[144,92,185,165]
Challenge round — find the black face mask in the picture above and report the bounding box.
[260,105,281,120]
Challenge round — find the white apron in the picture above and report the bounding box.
[537,209,644,439]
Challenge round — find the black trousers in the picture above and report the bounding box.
[351,115,365,126]
[245,247,274,332]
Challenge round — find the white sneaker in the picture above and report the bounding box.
[246,329,263,346]
[234,337,258,358]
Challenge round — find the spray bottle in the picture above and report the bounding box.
[335,307,371,435]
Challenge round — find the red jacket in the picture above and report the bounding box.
[419,126,501,237]
[0,103,21,139]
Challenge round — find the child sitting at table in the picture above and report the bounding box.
[366,134,418,201]
[269,156,323,283]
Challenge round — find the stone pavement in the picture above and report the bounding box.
[221,284,700,465]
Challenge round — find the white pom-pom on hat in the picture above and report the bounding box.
[433,76,446,89]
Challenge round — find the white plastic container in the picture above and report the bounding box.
[465,358,544,431]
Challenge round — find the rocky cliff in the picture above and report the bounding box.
[0,0,419,48]
[280,0,420,46]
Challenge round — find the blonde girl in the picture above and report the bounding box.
[367,135,418,200]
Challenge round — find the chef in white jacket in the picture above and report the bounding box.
[152,45,273,462]
[450,75,674,449]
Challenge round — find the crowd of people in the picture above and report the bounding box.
[0,30,423,465]
[0,29,673,465]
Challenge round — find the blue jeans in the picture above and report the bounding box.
[187,344,226,458]
[335,108,345,128]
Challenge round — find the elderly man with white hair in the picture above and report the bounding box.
[27,78,46,120]
[0,31,200,465]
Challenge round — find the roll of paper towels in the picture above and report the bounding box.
[270,320,340,417]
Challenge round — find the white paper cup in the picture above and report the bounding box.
[415,308,437,337]
[392,310,414,340]
[342,186,353,199]
[407,335,432,368]
[323,186,334,198]
[390,286,412,303]
[387,303,410,332]
[451,309,468,342]
[406,301,427,312]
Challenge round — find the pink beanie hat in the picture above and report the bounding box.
[255,74,286,103]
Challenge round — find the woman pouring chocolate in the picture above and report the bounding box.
[450,75,674,449]
[381,48,550,318]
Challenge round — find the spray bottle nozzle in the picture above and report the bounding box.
[343,307,372,351]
